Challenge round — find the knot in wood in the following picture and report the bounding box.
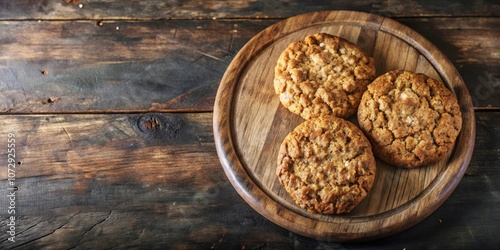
[134,113,184,142]
[143,117,161,131]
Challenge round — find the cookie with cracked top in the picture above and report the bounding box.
[276,115,376,214]
[274,33,376,120]
[357,70,462,168]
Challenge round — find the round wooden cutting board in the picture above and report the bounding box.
[213,11,475,242]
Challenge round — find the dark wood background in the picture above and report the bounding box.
[0,0,498,249]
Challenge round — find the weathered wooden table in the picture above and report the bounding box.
[0,1,498,249]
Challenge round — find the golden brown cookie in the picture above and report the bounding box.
[276,116,376,214]
[357,70,462,168]
[274,33,376,120]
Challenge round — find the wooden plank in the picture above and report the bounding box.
[0,111,498,248]
[0,17,498,113]
[0,20,270,113]
[0,0,498,20]
[0,112,215,190]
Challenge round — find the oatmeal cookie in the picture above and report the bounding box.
[276,116,376,214]
[357,70,462,168]
[274,33,376,120]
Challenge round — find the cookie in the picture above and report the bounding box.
[276,116,376,214]
[357,70,462,168]
[274,33,376,120]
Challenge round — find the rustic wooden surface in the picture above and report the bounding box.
[0,0,498,249]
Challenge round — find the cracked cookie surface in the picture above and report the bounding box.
[276,116,376,214]
[274,33,376,120]
[357,70,462,168]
